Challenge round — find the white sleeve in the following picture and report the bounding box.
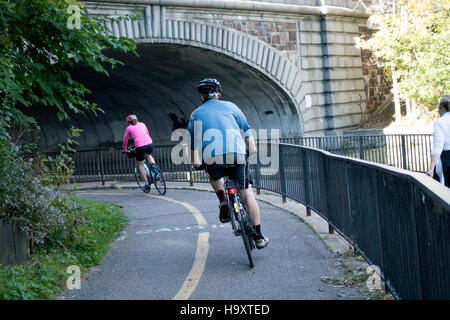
[431,120,444,156]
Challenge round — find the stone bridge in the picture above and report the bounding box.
[33,0,374,151]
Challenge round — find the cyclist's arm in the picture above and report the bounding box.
[122,128,130,152]
[187,113,202,167]
[246,135,257,157]
[232,103,256,156]
[191,150,202,168]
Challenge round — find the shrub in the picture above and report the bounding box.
[0,135,84,245]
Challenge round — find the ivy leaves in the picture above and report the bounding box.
[0,0,137,132]
[356,0,449,110]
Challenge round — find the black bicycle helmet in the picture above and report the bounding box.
[197,78,222,100]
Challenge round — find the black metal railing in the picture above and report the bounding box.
[65,144,195,184]
[64,134,433,183]
[254,143,449,300]
[270,134,433,173]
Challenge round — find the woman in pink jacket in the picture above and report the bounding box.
[123,114,155,191]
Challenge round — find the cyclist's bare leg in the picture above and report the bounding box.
[146,154,155,165]
[239,185,261,226]
[211,176,261,226]
[209,176,224,192]
[137,160,148,183]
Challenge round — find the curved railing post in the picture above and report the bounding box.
[301,148,312,216]
[254,153,261,195]
[279,144,287,203]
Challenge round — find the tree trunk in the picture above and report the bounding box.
[411,99,417,119]
[391,65,401,123]
[405,97,412,121]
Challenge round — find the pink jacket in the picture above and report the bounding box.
[123,122,153,151]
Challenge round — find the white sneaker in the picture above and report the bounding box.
[255,235,269,249]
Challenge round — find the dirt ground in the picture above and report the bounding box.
[360,98,436,131]
[321,249,395,300]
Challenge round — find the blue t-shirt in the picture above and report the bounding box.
[187,99,252,158]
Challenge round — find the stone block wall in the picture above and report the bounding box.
[297,17,367,134]
[359,26,392,114]
[222,20,298,63]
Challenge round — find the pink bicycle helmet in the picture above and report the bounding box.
[126,114,137,123]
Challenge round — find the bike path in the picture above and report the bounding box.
[63,189,367,300]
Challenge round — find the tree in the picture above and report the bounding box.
[355,0,450,119]
[0,0,137,248]
[0,0,137,136]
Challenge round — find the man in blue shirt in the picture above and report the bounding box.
[187,78,269,249]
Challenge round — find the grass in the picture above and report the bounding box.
[0,199,128,300]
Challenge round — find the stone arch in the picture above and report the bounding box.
[98,5,305,114]
[27,6,313,151]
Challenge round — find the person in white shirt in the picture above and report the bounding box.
[426,95,450,188]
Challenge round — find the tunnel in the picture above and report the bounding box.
[29,43,302,152]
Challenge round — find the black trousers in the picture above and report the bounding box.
[441,150,450,188]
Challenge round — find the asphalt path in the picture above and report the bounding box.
[63,188,366,300]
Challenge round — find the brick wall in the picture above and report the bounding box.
[359,26,392,114]
[222,20,297,63]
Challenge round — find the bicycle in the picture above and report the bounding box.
[127,147,166,195]
[196,164,257,268]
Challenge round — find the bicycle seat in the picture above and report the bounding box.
[221,164,240,178]
[225,179,239,188]
[222,164,238,169]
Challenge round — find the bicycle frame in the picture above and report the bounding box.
[224,178,241,236]
[128,146,166,195]
[193,163,256,268]
[223,175,256,267]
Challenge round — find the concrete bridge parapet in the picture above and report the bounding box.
[31,1,373,151]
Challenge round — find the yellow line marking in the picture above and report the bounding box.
[144,194,208,226]
[77,192,208,226]
[76,192,130,196]
[142,194,210,300]
[77,190,210,300]
[173,232,210,300]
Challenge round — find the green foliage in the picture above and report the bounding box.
[34,126,82,186]
[34,153,75,187]
[0,1,132,299]
[0,135,81,244]
[0,0,137,134]
[356,0,450,110]
[0,199,128,300]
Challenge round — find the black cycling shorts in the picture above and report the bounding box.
[205,153,253,190]
[135,144,153,161]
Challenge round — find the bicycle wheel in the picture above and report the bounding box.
[241,203,256,250]
[135,164,150,193]
[236,198,254,268]
[152,164,166,195]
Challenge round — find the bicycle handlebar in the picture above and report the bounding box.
[193,164,206,171]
